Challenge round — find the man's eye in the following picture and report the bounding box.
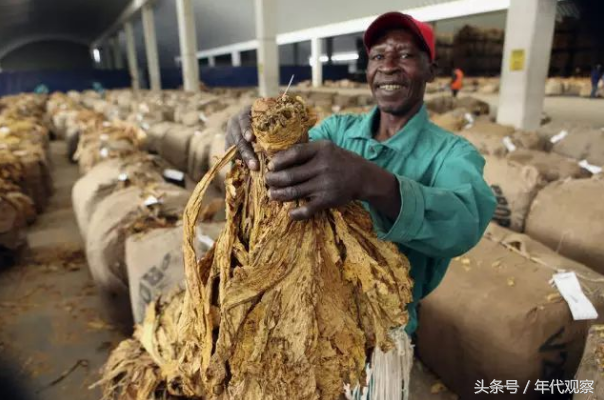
[372,54,384,61]
[400,53,412,59]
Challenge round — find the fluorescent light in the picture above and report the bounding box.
[93,48,101,63]
[331,52,359,62]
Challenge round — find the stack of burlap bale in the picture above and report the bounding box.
[53,88,251,333]
[0,93,53,264]
[419,94,604,398]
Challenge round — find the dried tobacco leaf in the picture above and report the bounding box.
[99,95,413,400]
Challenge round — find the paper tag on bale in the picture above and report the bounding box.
[99,147,109,158]
[196,233,215,252]
[502,136,517,152]
[118,173,129,182]
[550,130,568,144]
[578,159,603,175]
[464,112,474,126]
[0,127,10,135]
[163,168,185,181]
[552,272,598,320]
[199,112,208,123]
[99,133,109,142]
[102,121,111,128]
[143,195,161,207]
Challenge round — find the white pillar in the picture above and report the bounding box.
[142,3,162,91]
[254,0,279,97]
[124,21,141,91]
[208,56,216,67]
[176,0,200,92]
[112,36,124,70]
[311,37,323,88]
[496,0,556,130]
[232,51,241,67]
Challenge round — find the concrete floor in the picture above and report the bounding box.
[0,141,455,399]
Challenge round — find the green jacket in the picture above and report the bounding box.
[309,105,496,333]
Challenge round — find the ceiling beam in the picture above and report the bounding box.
[0,34,89,60]
[91,0,156,48]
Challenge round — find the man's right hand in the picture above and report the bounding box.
[225,105,259,171]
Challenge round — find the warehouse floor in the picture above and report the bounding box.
[0,141,455,399]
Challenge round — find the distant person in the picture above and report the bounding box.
[450,67,464,97]
[590,64,602,98]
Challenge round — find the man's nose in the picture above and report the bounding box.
[379,55,400,73]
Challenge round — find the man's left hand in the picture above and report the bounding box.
[265,140,400,221]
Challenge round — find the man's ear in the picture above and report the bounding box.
[426,60,436,83]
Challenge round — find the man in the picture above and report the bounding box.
[450,67,464,97]
[590,64,602,98]
[225,11,496,333]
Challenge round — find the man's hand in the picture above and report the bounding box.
[266,141,401,221]
[225,105,259,170]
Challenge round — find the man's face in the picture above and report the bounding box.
[366,29,434,116]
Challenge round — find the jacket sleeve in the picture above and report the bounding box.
[369,141,496,258]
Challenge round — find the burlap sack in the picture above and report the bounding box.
[545,78,564,96]
[85,184,191,331]
[0,198,26,251]
[157,125,194,172]
[17,153,51,213]
[550,125,604,165]
[455,96,490,115]
[145,122,178,154]
[126,221,224,323]
[483,155,545,232]
[431,108,470,132]
[425,96,456,114]
[507,149,591,182]
[460,122,543,157]
[573,325,604,400]
[187,128,217,182]
[417,223,604,400]
[525,176,604,274]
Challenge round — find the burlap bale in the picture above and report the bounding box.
[455,97,490,115]
[417,223,604,400]
[431,108,470,132]
[507,149,591,182]
[573,325,604,400]
[16,153,51,213]
[0,198,27,251]
[146,122,179,153]
[425,95,456,114]
[483,155,545,232]
[85,184,191,331]
[333,94,358,108]
[187,128,217,182]
[545,78,564,96]
[77,139,139,174]
[126,220,224,323]
[158,125,194,172]
[525,176,604,275]
[460,122,543,157]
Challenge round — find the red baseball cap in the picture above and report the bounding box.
[363,12,435,62]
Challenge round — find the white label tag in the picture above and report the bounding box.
[163,168,185,181]
[141,122,150,131]
[502,136,517,152]
[194,130,203,137]
[117,172,128,181]
[552,272,598,320]
[579,159,603,174]
[464,112,475,125]
[13,150,28,157]
[102,121,111,128]
[137,113,143,122]
[99,133,109,141]
[0,127,10,135]
[99,147,109,158]
[143,195,161,207]
[550,130,568,144]
[199,112,208,122]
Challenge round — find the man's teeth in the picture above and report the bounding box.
[379,84,402,91]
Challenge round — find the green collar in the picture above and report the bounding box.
[351,104,428,156]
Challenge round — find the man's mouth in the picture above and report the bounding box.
[375,83,405,92]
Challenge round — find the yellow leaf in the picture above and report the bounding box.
[431,382,447,394]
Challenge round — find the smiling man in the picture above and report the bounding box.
[225,12,496,333]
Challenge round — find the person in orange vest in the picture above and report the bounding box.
[450,67,464,97]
